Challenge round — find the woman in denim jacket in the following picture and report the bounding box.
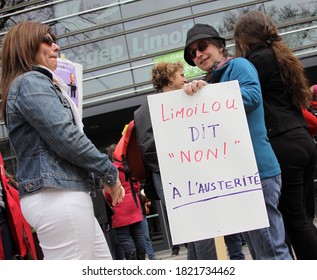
[0,21,124,260]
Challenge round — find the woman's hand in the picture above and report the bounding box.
[183,80,207,95]
[104,180,125,206]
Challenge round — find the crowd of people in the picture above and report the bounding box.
[1,10,317,260]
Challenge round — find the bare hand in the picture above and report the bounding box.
[183,80,207,95]
[104,180,125,206]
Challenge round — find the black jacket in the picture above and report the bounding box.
[134,100,160,173]
[245,45,307,138]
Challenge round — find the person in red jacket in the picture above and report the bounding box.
[0,153,37,260]
[302,108,317,137]
[104,145,145,260]
[302,85,317,220]
[302,85,317,137]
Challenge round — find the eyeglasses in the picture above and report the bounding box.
[188,40,209,59]
[42,36,56,46]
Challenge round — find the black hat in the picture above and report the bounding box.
[184,23,225,66]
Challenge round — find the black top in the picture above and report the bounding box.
[134,100,160,173]
[245,44,307,138]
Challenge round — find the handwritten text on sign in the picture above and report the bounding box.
[148,81,268,244]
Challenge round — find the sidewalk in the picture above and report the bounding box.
[155,243,252,260]
[155,217,317,260]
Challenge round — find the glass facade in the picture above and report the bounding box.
[1,0,317,155]
[1,0,317,114]
[2,0,316,108]
[1,0,317,252]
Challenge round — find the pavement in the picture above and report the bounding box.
[155,242,252,260]
[154,218,317,260]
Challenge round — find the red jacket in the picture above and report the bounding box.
[105,161,143,228]
[302,108,317,137]
[0,153,37,259]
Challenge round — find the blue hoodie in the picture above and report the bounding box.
[211,57,280,179]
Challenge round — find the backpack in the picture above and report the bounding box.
[113,120,147,207]
[113,120,160,201]
[0,153,37,260]
[114,120,147,182]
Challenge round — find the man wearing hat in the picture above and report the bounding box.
[182,23,292,260]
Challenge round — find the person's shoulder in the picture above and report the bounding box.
[250,46,272,57]
[230,57,259,78]
[19,69,52,84]
[231,57,254,68]
[11,71,43,89]
[135,100,147,112]
[232,57,247,63]
[134,100,150,119]
[247,47,274,63]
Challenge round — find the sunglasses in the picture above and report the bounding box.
[42,36,56,46]
[188,40,209,59]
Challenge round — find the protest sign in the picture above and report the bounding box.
[55,57,83,118]
[147,80,269,244]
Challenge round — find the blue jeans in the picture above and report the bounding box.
[187,238,217,260]
[108,225,124,260]
[141,214,156,260]
[242,175,292,260]
[224,233,245,260]
[114,222,145,255]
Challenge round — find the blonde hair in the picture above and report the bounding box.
[151,61,183,92]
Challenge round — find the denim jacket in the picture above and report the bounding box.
[6,67,118,198]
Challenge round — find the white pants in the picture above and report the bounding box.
[21,187,112,260]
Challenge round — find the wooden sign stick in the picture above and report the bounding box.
[215,236,228,260]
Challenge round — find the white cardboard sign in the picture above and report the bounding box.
[148,80,269,244]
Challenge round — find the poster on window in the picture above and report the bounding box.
[147,80,269,244]
[55,57,83,118]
